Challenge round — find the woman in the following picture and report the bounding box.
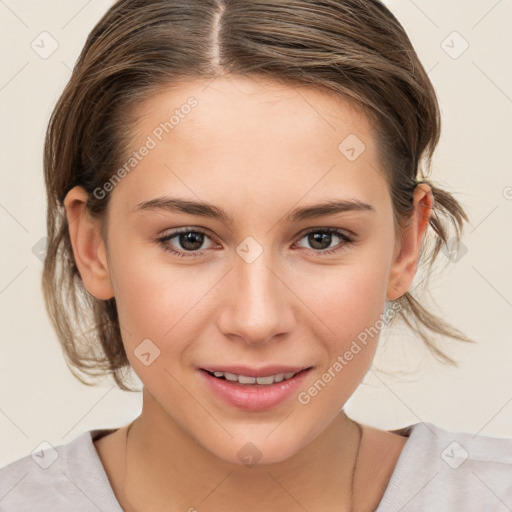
[1,1,511,510]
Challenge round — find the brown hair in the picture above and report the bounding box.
[42,0,473,392]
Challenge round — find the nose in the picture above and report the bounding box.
[217,245,295,345]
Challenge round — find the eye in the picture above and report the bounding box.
[156,227,354,259]
[294,228,353,255]
[156,228,216,258]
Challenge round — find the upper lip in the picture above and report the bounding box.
[200,365,313,378]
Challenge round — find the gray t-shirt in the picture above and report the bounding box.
[1,422,511,511]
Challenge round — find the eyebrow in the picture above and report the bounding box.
[133,196,375,224]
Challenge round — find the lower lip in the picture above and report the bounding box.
[200,368,312,411]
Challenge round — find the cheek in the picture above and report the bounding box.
[296,261,391,413]
[107,241,219,360]
[302,250,392,345]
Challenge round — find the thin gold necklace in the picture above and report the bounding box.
[121,417,363,512]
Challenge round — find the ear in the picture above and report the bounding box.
[386,183,433,301]
[63,186,114,300]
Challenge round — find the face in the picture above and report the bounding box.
[66,74,428,465]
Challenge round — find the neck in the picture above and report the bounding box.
[121,389,363,512]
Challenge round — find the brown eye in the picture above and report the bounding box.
[295,228,353,255]
[175,231,205,251]
[157,228,215,258]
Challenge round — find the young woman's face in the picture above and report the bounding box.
[95,75,415,464]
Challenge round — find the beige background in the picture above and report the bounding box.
[1,0,511,467]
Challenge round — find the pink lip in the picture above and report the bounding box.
[199,367,313,411]
[200,365,312,378]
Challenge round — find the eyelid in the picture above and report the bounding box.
[296,225,355,240]
[159,225,216,239]
[158,226,220,249]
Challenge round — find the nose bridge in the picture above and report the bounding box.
[218,239,293,344]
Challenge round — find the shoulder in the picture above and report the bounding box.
[377,422,512,511]
[0,428,122,512]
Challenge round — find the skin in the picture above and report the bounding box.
[64,75,432,511]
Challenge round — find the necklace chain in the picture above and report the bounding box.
[122,416,363,512]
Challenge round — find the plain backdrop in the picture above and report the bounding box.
[1,0,511,467]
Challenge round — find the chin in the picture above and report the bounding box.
[200,428,309,468]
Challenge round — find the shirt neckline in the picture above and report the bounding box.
[68,422,425,511]
[373,422,427,510]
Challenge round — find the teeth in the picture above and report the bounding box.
[210,370,300,385]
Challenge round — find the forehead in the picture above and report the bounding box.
[110,75,387,217]
[131,74,374,147]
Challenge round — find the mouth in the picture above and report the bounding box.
[199,365,314,411]
[201,367,311,386]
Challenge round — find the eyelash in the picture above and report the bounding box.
[156,227,354,259]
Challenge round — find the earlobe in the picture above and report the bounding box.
[386,183,433,301]
[64,186,114,300]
